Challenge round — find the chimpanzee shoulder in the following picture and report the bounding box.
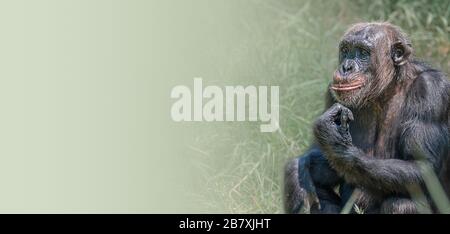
[402,60,450,123]
[397,60,449,166]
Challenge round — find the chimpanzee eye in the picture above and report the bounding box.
[395,48,404,57]
[361,49,370,57]
[341,47,349,56]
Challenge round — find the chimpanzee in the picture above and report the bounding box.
[284,22,450,214]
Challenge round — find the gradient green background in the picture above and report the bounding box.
[0,0,243,213]
[0,0,448,213]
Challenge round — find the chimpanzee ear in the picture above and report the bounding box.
[392,41,412,66]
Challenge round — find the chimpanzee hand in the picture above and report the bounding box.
[314,103,354,149]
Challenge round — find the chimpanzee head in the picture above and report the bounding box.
[330,22,413,108]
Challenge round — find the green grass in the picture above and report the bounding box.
[190,0,450,213]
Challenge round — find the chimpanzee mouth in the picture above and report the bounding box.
[331,80,364,91]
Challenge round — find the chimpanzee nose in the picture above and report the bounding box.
[340,60,355,75]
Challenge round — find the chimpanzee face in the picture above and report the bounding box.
[338,40,371,78]
[330,24,410,108]
[331,27,377,107]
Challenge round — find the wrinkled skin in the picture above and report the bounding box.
[284,22,450,214]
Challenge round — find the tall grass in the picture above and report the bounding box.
[190,0,450,213]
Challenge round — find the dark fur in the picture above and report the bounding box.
[284,22,450,214]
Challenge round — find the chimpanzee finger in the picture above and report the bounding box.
[324,103,343,122]
[341,107,352,125]
[347,109,354,122]
[341,106,353,120]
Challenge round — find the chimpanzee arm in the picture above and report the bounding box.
[328,148,426,195]
[314,103,448,195]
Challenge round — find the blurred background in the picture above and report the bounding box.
[0,0,447,213]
